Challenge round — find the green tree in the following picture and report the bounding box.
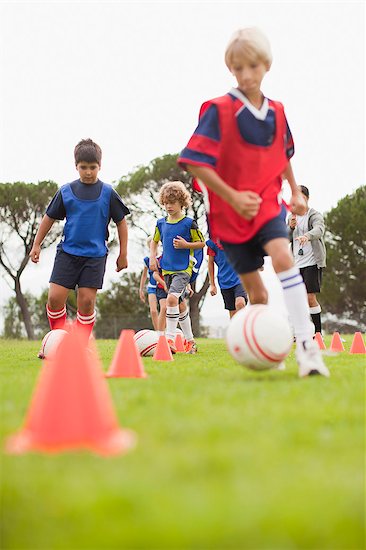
[322,185,366,330]
[0,181,61,339]
[116,154,209,336]
[95,273,153,338]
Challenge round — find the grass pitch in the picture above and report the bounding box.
[0,336,364,549]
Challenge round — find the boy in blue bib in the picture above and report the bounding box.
[150,181,205,354]
[30,138,129,352]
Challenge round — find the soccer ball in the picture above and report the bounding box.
[40,329,68,359]
[226,304,293,371]
[134,330,159,356]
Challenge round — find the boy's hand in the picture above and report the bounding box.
[186,284,194,297]
[163,283,168,293]
[289,214,297,229]
[29,244,41,263]
[230,190,262,220]
[139,289,146,303]
[210,284,217,296]
[290,191,307,215]
[295,235,309,245]
[116,254,128,272]
[173,236,188,249]
[149,258,157,271]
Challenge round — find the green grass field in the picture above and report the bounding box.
[0,337,364,550]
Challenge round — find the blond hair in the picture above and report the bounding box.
[159,181,192,209]
[225,27,272,70]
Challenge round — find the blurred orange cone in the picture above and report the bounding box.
[153,335,174,361]
[106,330,147,378]
[330,331,345,352]
[349,332,366,354]
[314,332,326,350]
[175,332,185,352]
[5,327,136,455]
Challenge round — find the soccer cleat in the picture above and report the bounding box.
[296,340,330,378]
[167,339,177,354]
[185,340,198,354]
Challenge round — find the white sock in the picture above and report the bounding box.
[277,267,313,343]
[179,310,194,342]
[166,306,179,341]
[309,305,321,314]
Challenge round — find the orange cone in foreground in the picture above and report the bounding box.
[153,335,174,361]
[175,332,185,352]
[329,331,345,352]
[314,332,326,350]
[5,328,136,456]
[106,330,147,378]
[349,332,366,354]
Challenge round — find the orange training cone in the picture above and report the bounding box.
[5,327,136,455]
[349,332,366,354]
[153,335,174,361]
[315,332,326,350]
[175,332,185,352]
[330,331,345,352]
[106,330,147,378]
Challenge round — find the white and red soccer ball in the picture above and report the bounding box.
[40,329,68,359]
[226,304,293,370]
[134,330,160,356]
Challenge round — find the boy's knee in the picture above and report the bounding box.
[167,294,178,307]
[235,298,245,310]
[248,288,268,304]
[271,250,293,273]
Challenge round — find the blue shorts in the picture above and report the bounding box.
[221,214,288,274]
[147,286,157,295]
[220,284,247,311]
[49,249,107,289]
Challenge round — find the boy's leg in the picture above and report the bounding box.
[157,298,167,334]
[178,299,197,353]
[77,287,98,340]
[165,273,190,351]
[47,283,69,330]
[147,292,159,331]
[264,238,329,377]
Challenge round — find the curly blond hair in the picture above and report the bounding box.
[159,181,192,209]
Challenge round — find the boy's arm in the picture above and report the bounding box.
[149,239,159,271]
[139,266,148,302]
[29,215,55,263]
[208,255,217,296]
[187,165,262,220]
[152,270,168,292]
[282,162,307,215]
[173,236,205,250]
[116,218,128,272]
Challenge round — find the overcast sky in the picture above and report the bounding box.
[0,1,364,330]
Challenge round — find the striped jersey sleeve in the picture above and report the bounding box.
[190,220,205,243]
[179,105,221,169]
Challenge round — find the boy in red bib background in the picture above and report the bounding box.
[179,27,329,377]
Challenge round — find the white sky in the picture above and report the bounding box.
[0,1,365,331]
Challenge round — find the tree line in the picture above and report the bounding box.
[0,155,365,339]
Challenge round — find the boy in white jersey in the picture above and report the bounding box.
[150,181,205,354]
[288,185,326,334]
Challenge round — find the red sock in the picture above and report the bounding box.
[76,310,96,340]
[46,305,67,330]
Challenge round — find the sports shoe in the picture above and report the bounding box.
[296,340,330,378]
[167,339,177,354]
[185,340,198,354]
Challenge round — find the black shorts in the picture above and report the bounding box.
[220,284,247,311]
[156,287,168,302]
[300,265,323,293]
[221,214,288,274]
[49,249,107,289]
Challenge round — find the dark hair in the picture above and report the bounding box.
[74,139,102,165]
[299,185,309,198]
